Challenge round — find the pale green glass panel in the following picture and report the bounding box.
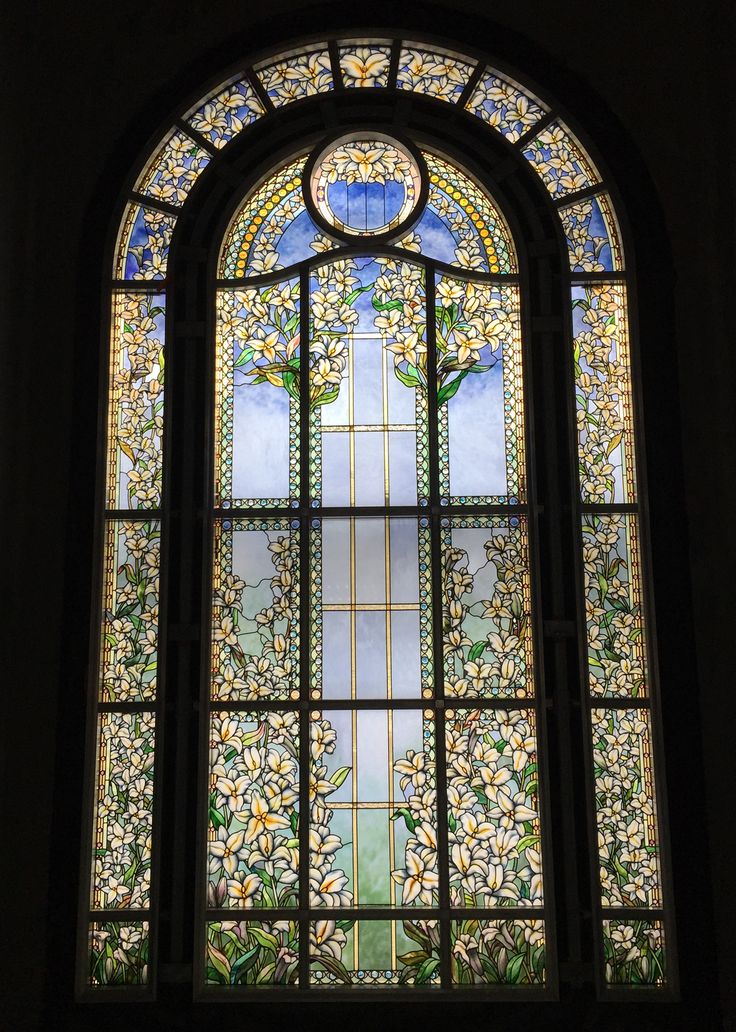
[207,711,299,908]
[396,45,475,103]
[314,518,432,701]
[100,519,160,702]
[338,43,392,88]
[212,520,299,702]
[134,128,211,207]
[451,920,545,985]
[442,518,533,699]
[591,708,662,907]
[205,921,299,985]
[107,292,164,509]
[185,76,264,149]
[255,47,333,107]
[465,71,547,142]
[583,513,647,698]
[90,712,155,909]
[89,922,149,986]
[445,707,543,907]
[435,278,524,504]
[115,203,176,280]
[309,708,436,908]
[573,281,636,504]
[560,192,623,272]
[309,257,428,506]
[215,281,300,508]
[310,920,440,986]
[602,920,666,985]
[522,120,599,198]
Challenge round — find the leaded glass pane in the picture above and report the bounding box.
[602,920,665,986]
[89,922,150,986]
[560,192,623,272]
[310,708,436,907]
[465,71,547,142]
[206,921,299,984]
[310,920,441,986]
[442,518,533,699]
[308,258,429,506]
[582,513,646,698]
[255,48,333,107]
[185,76,265,149]
[522,121,599,198]
[338,43,392,88]
[216,281,300,508]
[100,519,160,702]
[591,707,662,908]
[396,46,475,103]
[115,203,176,280]
[573,281,636,504]
[451,920,546,984]
[436,279,523,504]
[445,708,543,907]
[90,712,155,909]
[107,292,165,509]
[208,711,299,908]
[212,520,299,701]
[134,128,211,207]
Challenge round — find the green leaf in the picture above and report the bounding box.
[230,944,261,983]
[207,940,231,981]
[393,366,421,388]
[209,805,226,830]
[255,962,276,984]
[336,919,355,932]
[437,369,469,407]
[402,920,431,952]
[371,296,405,313]
[415,957,440,985]
[241,723,266,747]
[344,284,373,306]
[390,806,417,833]
[248,926,279,953]
[505,953,525,984]
[330,765,351,789]
[397,949,428,967]
[234,346,254,368]
[516,834,540,853]
[311,387,340,409]
[468,641,486,662]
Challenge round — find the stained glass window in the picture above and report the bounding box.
[83,34,673,1001]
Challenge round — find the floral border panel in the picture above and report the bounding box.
[206,920,299,985]
[255,48,333,107]
[602,919,665,986]
[338,43,392,88]
[207,711,300,909]
[185,76,265,149]
[89,921,149,986]
[573,282,635,504]
[91,712,155,909]
[134,129,211,207]
[215,281,300,508]
[560,192,623,273]
[465,71,547,143]
[445,707,543,907]
[100,519,160,702]
[592,708,662,908]
[522,120,599,199]
[583,513,647,698]
[310,920,441,986]
[107,292,165,509]
[451,919,545,985]
[442,517,533,699]
[115,203,176,280]
[396,46,476,104]
[211,519,300,702]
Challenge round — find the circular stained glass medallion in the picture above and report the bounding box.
[305,132,425,242]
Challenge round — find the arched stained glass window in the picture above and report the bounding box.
[80,35,674,1001]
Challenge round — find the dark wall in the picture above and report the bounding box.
[2,2,734,1029]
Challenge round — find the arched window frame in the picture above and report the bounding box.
[77,32,676,1002]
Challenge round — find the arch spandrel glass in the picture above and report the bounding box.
[83,34,673,998]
